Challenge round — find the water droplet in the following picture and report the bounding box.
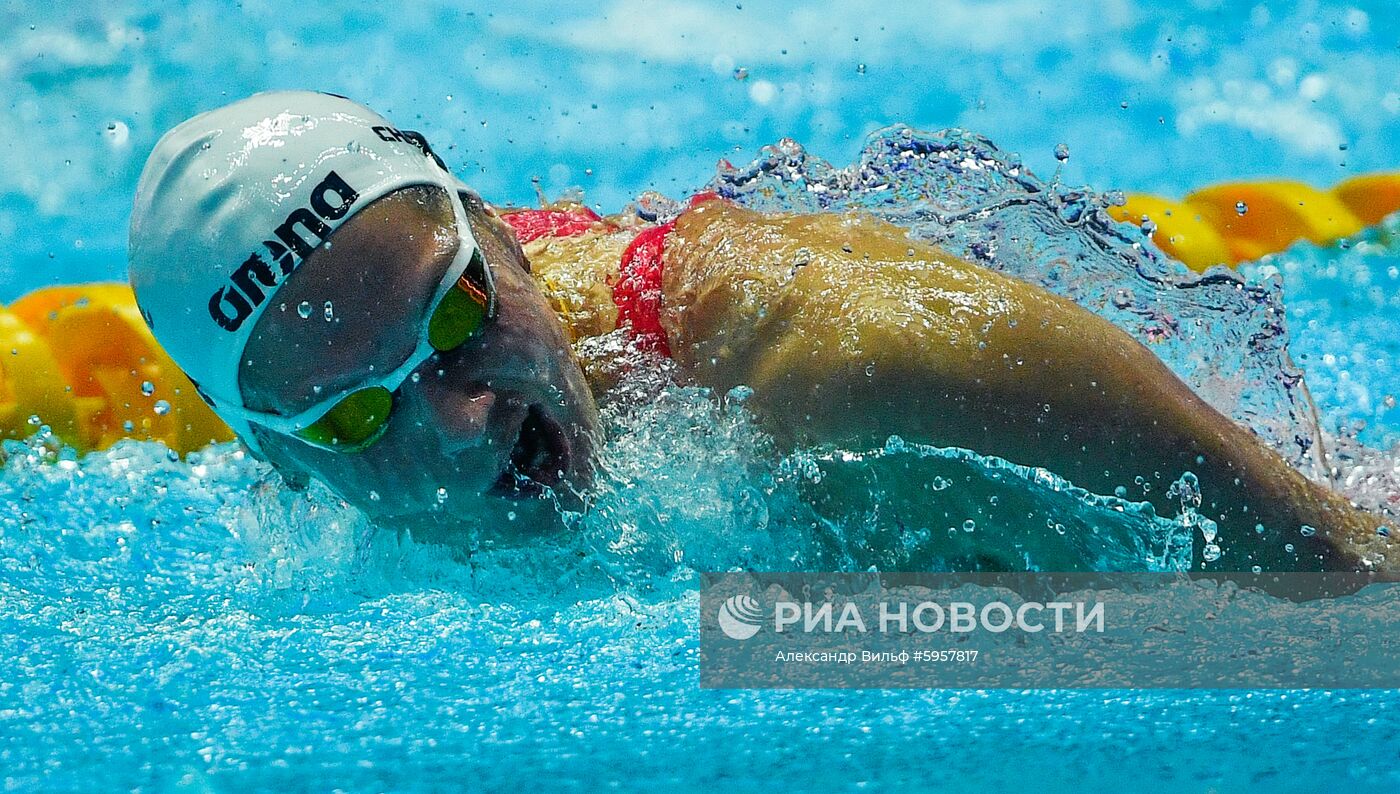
[1119,100,1129,109]
[297,301,312,319]
[323,300,334,321]
[1053,143,1070,162]
[141,381,155,396]
[1202,543,1222,562]
[436,487,448,504]
[962,519,976,532]
[1235,201,1248,216]
[27,414,42,426]
[733,67,749,81]
[1140,219,1157,237]
[856,63,867,75]
[410,372,422,384]
[102,120,131,148]
[1299,525,1316,537]
[123,420,135,433]
[1339,143,1349,151]
[1054,522,1066,535]
[864,363,876,377]
[368,490,381,502]
[153,400,171,416]
[1251,565,1262,574]
[1284,543,1295,553]
[1379,526,1392,538]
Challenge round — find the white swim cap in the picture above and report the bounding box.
[129,90,471,428]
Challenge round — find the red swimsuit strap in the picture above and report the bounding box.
[498,206,604,244]
[500,193,724,359]
[613,222,675,356]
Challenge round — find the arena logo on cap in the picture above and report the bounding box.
[372,125,447,170]
[208,170,359,332]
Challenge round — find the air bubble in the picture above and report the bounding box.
[153,400,171,416]
[297,301,313,319]
[1235,201,1248,216]
[962,519,975,533]
[1053,143,1069,162]
[1299,525,1316,537]
[141,381,155,396]
[323,301,334,321]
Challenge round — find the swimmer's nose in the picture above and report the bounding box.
[426,386,502,454]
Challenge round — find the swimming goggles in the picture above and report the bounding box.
[222,187,496,453]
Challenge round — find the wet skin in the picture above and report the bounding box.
[656,201,1392,571]
[239,186,599,543]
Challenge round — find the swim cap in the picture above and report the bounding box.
[128,90,471,434]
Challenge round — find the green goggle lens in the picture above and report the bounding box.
[428,251,492,351]
[289,247,493,453]
[295,386,394,451]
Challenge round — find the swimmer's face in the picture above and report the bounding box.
[239,186,600,542]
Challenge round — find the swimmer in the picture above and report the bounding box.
[128,91,1393,571]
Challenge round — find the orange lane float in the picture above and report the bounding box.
[0,283,233,455]
[1109,172,1400,272]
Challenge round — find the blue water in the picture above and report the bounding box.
[5,1,1400,791]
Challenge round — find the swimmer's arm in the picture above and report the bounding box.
[662,202,1387,571]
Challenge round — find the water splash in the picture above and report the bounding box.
[710,126,1325,469]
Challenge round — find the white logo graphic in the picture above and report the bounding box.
[717,594,764,640]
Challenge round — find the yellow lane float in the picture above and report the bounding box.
[1109,172,1400,271]
[0,283,233,455]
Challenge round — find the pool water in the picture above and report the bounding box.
[4,1,1400,791]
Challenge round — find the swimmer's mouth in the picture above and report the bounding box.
[489,404,570,499]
